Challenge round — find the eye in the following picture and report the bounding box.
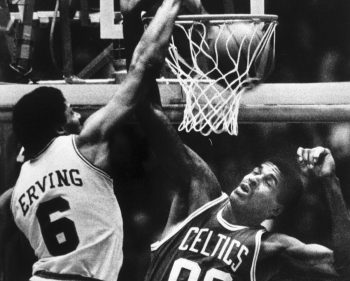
[264,176,275,188]
[253,167,260,175]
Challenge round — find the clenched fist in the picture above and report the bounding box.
[297,146,335,177]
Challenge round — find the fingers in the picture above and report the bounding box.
[297,146,328,168]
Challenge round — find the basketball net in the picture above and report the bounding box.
[165,15,277,136]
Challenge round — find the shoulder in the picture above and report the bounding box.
[44,135,78,157]
[260,232,299,258]
[0,188,14,221]
[42,135,73,150]
[74,131,111,174]
[0,188,18,242]
[0,188,13,208]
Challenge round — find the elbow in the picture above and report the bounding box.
[130,39,166,73]
[128,56,146,76]
[334,253,350,277]
[151,103,164,115]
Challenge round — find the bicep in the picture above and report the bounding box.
[262,234,337,278]
[138,104,222,200]
[78,72,147,145]
[185,145,222,211]
[164,144,222,227]
[138,105,222,222]
[0,188,17,250]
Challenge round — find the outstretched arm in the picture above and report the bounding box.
[121,0,222,222]
[75,0,183,172]
[297,147,350,279]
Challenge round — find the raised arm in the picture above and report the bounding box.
[261,232,338,279]
[137,102,222,225]
[120,0,222,219]
[297,146,350,279]
[75,0,183,172]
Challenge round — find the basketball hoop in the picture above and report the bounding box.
[146,14,278,136]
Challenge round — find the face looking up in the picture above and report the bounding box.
[230,162,284,221]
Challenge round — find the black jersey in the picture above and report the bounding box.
[145,193,266,281]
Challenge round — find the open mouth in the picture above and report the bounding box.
[239,182,250,194]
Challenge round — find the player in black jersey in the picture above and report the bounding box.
[131,30,350,281]
[137,91,350,280]
[121,1,349,280]
[137,97,350,281]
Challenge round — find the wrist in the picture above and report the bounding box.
[319,174,340,191]
[319,173,337,181]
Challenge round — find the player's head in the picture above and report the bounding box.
[13,86,82,154]
[230,157,302,225]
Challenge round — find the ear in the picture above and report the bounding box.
[56,126,65,136]
[269,203,284,219]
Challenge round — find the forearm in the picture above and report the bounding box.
[118,0,182,108]
[136,100,222,205]
[321,176,350,233]
[130,0,182,71]
[137,102,192,187]
[297,147,350,279]
[320,175,350,276]
[110,0,183,113]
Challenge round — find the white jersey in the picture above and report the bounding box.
[11,135,123,281]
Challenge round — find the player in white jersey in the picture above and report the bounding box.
[0,0,187,279]
[11,133,123,281]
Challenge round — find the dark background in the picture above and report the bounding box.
[1,0,350,281]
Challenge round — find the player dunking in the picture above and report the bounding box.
[0,0,185,280]
[121,0,350,277]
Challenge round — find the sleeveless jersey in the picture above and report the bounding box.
[145,193,265,281]
[11,135,123,281]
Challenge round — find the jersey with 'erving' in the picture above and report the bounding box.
[11,135,123,281]
[145,193,265,281]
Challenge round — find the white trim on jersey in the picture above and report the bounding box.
[71,135,113,181]
[217,208,248,231]
[30,138,56,163]
[250,229,266,281]
[150,193,228,251]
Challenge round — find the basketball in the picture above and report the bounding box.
[206,22,274,86]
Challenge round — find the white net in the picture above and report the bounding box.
[164,15,278,136]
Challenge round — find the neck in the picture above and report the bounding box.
[222,201,263,227]
[26,135,57,159]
